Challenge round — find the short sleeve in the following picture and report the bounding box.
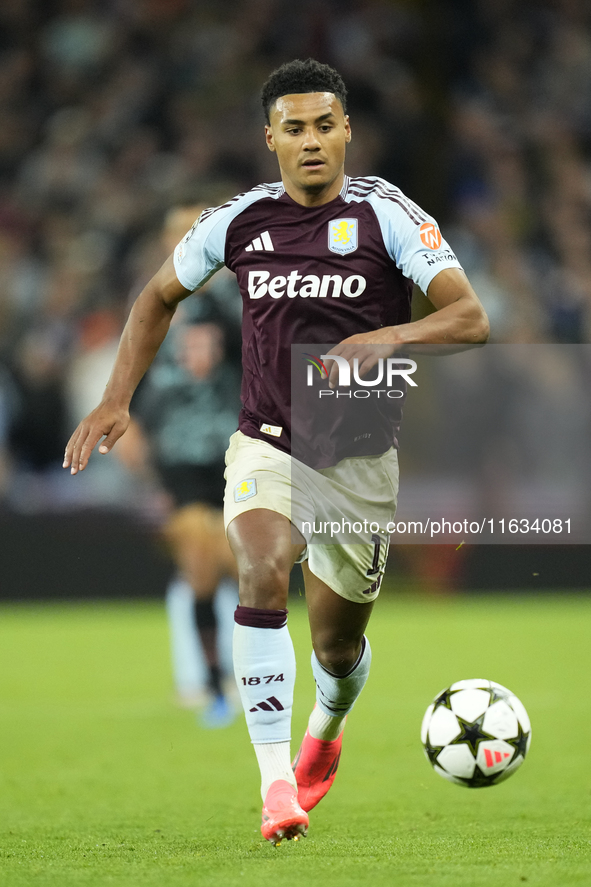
[361,179,464,294]
[173,212,226,293]
[172,186,283,292]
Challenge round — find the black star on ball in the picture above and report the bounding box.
[455,714,495,755]
[489,687,510,705]
[465,767,497,788]
[433,688,458,709]
[506,722,530,761]
[424,743,441,766]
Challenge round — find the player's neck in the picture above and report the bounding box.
[281,172,345,207]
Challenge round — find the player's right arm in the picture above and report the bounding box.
[64,255,191,475]
[64,190,260,473]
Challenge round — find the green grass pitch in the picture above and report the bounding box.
[1,592,590,887]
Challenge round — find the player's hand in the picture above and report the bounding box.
[63,403,130,475]
[325,331,397,389]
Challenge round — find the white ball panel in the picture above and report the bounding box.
[493,754,524,784]
[433,763,467,786]
[428,705,461,746]
[437,743,476,778]
[508,695,531,733]
[421,703,434,744]
[482,700,519,739]
[450,678,490,691]
[451,688,491,722]
[476,739,515,777]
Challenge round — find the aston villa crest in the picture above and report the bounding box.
[234,479,257,502]
[328,218,358,255]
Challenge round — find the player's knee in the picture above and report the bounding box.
[236,556,290,609]
[314,636,362,676]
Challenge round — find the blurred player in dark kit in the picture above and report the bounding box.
[65,59,488,844]
[119,203,242,726]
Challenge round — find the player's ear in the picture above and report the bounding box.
[265,125,276,152]
[344,116,351,143]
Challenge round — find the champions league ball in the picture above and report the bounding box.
[421,679,531,787]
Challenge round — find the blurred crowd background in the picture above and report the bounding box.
[0,0,590,591]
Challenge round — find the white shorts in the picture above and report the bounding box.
[224,431,398,603]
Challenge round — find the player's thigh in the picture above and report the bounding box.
[302,561,373,674]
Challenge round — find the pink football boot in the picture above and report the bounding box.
[292,728,344,812]
[261,779,309,845]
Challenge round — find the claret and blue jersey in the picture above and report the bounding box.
[173,175,463,454]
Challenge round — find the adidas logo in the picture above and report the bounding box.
[322,752,341,782]
[245,231,274,252]
[249,695,284,713]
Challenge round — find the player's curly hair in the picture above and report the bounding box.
[261,58,348,124]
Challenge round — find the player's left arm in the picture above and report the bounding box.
[326,268,489,386]
[397,267,489,345]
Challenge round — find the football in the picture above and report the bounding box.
[421,679,531,787]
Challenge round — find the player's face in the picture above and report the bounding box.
[265,92,351,206]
